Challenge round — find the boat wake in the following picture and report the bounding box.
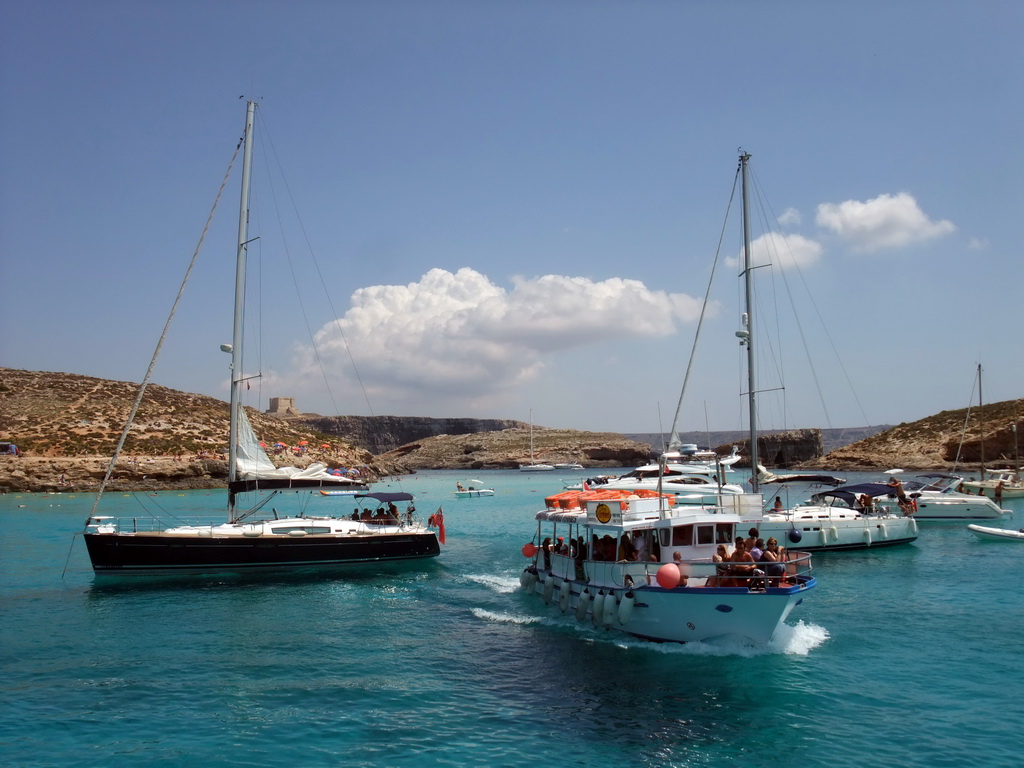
[472,600,829,656]
[607,619,830,657]
[471,607,545,626]
[465,572,521,594]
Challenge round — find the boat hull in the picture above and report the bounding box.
[524,572,813,645]
[454,489,495,498]
[967,524,1024,542]
[907,497,1007,520]
[756,515,918,551]
[84,531,440,573]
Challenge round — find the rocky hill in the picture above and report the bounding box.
[0,368,381,492]
[625,426,889,455]
[803,398,1023,472]
[294,415,525,455]
[378,427,651,472]
[0,368,650,490]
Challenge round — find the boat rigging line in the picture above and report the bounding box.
[87,134,245,521]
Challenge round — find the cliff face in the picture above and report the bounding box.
[297,415,524,455]
[377,426,651,471]
[722,429,825,469]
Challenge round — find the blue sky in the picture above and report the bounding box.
[2,1,1021,436]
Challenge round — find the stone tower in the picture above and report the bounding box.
[266,397,300,417]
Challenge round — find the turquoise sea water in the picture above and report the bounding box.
[2,469,1022,767]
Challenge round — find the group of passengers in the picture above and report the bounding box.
[349,502,402,525]
[538,526,790,589]
[709,528,788,588]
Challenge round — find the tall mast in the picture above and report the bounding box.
[740,152,759,492]
[227,100,256,513]
[977,363,985,478]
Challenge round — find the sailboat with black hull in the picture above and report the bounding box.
[82,101,441,574]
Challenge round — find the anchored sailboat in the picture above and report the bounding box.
[519,410,554,471]
[82,101,441,573]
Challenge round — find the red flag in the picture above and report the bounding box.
[435,506,446,545]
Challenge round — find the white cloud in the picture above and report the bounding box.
[726,232,823,270]
[777,207,801,227]
[278,267,709,411]
[967,237,989,250]
[815,192,955,252]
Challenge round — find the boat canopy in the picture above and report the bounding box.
[760,472,846,486]
[813,482,897,506]
[355,492,414,504]
[757,465,845,486]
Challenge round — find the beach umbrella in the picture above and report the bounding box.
[299,440,309,446]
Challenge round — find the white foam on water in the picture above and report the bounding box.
[471,607,543,625]
[465,572,521,594]
[595,620,830,657]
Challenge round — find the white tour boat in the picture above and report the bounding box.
[519,489,815,645]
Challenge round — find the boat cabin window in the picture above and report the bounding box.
[695,524,715,545]
[716,523,734,543]
[272,525,332,535]
[660,524,694,547]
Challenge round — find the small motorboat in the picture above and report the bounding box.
[454,480,495,498]
[967,524,1024,542]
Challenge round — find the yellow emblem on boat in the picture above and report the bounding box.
[595,502,612,524]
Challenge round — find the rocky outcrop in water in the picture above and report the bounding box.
[723,429,825,469]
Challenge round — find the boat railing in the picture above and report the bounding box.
[85,515,229,533]
[85,514,427,534]
[579,550,814,589]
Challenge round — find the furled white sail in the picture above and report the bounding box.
[235,407,359,484]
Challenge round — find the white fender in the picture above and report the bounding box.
[820,528,829,546]
[519,569,531,589]
[575,588,592,621]
[602,591,618,626]
[617,590,635,625]
[558,579,571,613]
[910,518,919,534]
[879,523,888,539]
[542,573,555,604]
[828,526,838,542]
[863,527,873,546]
[591,590,607,627]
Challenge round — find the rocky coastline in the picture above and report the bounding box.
[2,368,1020,494]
